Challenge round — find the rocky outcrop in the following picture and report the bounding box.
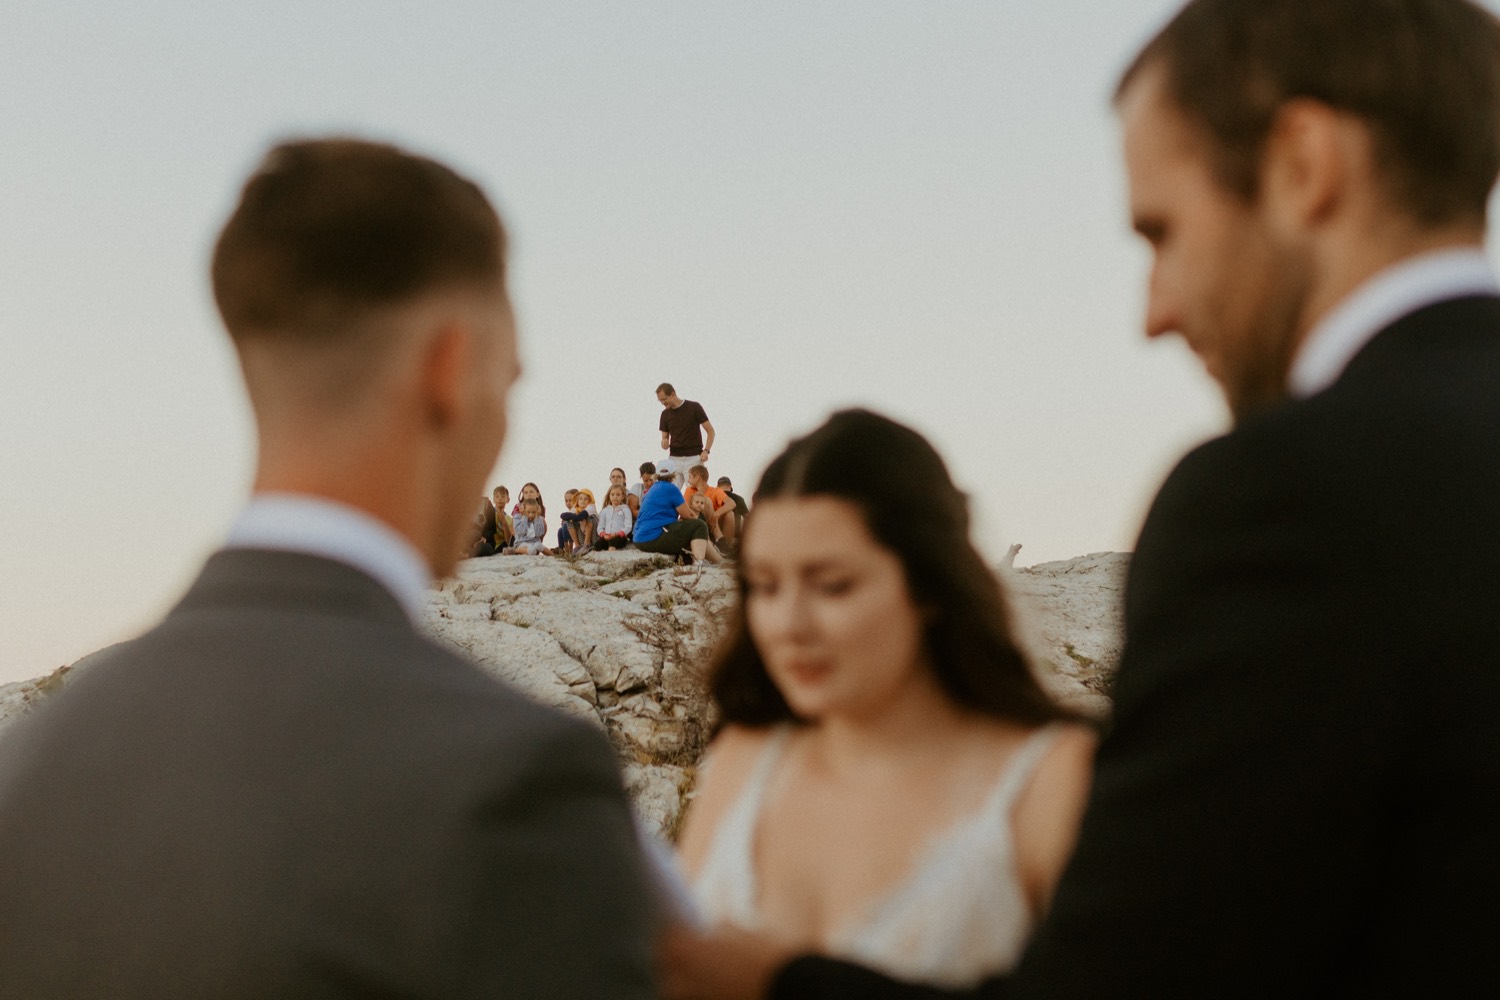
[1006,551,1128,720]
[1,550,1130,841]
[424,549,730,840]
[0,667,73,740]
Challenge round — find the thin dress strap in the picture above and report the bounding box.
[688,725,793,929]
[978,724,1065,827]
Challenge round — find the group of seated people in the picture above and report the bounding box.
[466,460,748,563]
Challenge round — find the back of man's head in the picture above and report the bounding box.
[212,138,509,429]
[214,138,504,344]
[1118,0,1500,226]
[211,138,516,577]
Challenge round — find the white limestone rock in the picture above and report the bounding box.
[623,762,695,840]
[491,592,658,693]
[423,615,602,726]
[1006,551,1129,718]
[5,547,1129,837]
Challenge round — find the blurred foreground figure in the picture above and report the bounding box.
[674,410,1095,988]
[666,2,1500,997]
[0,139,655,998]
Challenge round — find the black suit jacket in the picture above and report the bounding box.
[772,296,1500,998]
[0,550,656,998]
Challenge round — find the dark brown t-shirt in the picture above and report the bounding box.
[659,399,709,456]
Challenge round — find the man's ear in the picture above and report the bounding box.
[418,321,474,430]
[1260,98,1361,233]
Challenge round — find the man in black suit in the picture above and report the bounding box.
[0,140,656,997]
[660,2,1500,997]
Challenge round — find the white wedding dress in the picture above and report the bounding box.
[689,724,1062,988]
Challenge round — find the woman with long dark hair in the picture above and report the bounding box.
[669,409,1095,993]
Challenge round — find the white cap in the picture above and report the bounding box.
[656,458,677,477]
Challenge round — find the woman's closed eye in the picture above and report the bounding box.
[742,576,777,598]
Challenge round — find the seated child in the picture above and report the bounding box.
[566,488,598,554]
[683,464,738,548]
[512,482,545,519]
[596,485,634,549]
[505,498,550,555]
[630,462,655,515]
[467,497,499,558]
[556,488,579,554]
[491,486,514,550]
[687,493,714,528]
[610,467,641,519]
[708,476,744,536]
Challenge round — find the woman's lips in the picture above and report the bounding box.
[783,659,833,684]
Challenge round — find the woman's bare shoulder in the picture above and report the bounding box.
[676,724,784,873]
[1012,722,1098,915]
[1016,723,1098,819]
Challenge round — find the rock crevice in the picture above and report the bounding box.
[3,550,1128,841]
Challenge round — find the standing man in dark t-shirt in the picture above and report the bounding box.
[656,382,714,483]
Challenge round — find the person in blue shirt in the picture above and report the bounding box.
[632,459,725,565]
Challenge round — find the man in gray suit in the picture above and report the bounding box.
[0,139,656,997]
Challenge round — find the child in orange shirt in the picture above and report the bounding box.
[683,464,737,549]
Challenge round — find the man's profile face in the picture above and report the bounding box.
[657,390,672,408]
[1120,67,1310,419]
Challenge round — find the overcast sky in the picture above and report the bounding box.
[5,1,1498,684]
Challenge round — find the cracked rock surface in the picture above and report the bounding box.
[3,550,1128,841]
[426,549,731,840]
[1007,552,1127,719]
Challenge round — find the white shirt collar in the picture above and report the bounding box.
[224,493,431,621]
[1288,247,1498,398]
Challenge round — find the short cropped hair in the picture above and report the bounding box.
[212,138,506,341]
[655,383,675,396]
[687,464,710,481]
[1117,0,1500,225]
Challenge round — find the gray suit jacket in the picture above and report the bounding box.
[0,549,656,998]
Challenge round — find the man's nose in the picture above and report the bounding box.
[1143,271,1179,340]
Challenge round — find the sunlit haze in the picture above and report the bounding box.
[6,1,1499,683]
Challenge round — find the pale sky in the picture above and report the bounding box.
[5,1,1497,684]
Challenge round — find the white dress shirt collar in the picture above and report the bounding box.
[1288,247,1498,399]
[224,493,431,621]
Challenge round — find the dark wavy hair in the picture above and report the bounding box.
[709,409,1079,731]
